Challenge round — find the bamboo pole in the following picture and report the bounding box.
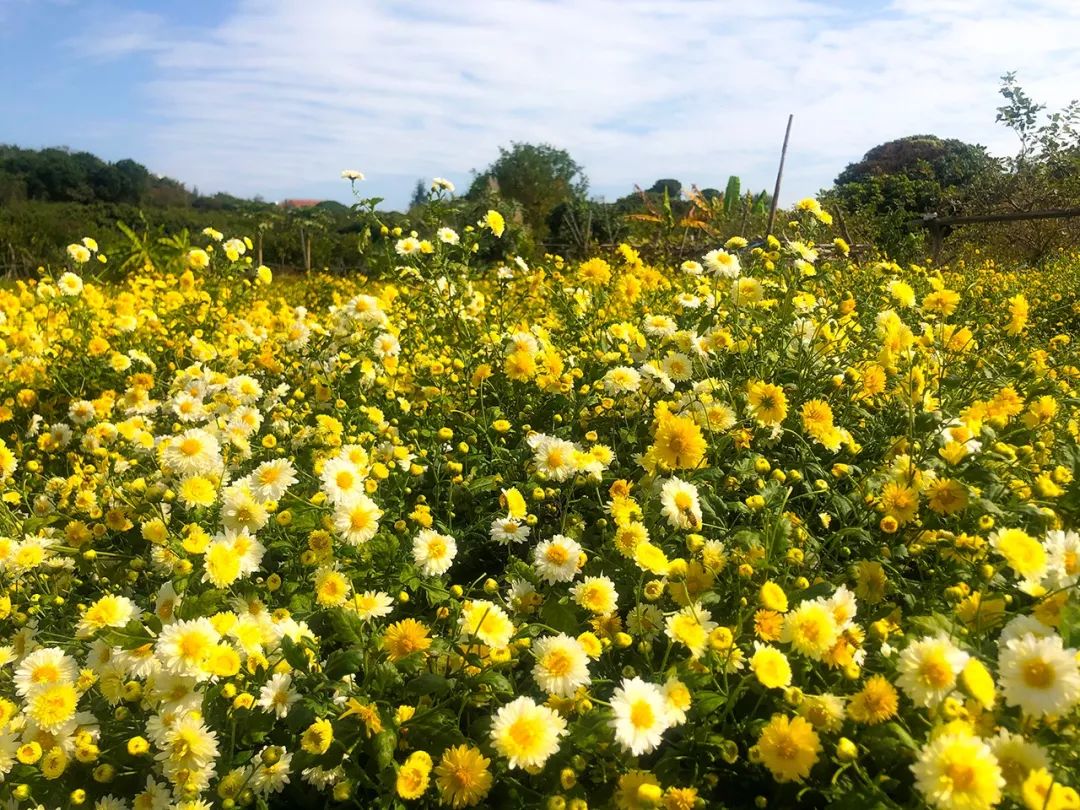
[765,114,794,240]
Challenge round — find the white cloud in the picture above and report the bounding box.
[71,9,166,59]
[81,0,1080,207]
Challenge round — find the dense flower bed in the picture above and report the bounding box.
[0,205,1078,810]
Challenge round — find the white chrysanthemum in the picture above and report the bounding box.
[661,351,694,382]
[571,575,618,615]
[133,776,172,810]
[507,578,538,612]
[911,732,1002,810]
[58,271,84,296]
[533,535,583,584]
[896,635,970,707]
[659,477,702,530]
[504,325,540,351]
[610,677,672,755]
[1042,529,1080,590]
[989,729,1049,794]
[998,632,1080,717]
[343,294,387,327]
[68,399,96,424]
[643,314,677,338]
[826,584,858,631]
[780,599,840,661]
[665,604,718,658]
[321,457,368,505]
[602,366,642,394]
[352,590,394,622]
[373,332,401,359]
[998,615,1055,646]
[228,374,262,403]
[531,436,579,482]
[253,748,293,794]
[332,494,383,545]
[156,712,220,774]
[532,634,590,697]
[258,673,299,718]
[680,260,703,276]
[638,363,675,395]
[459,600,514,649]
[220,484,269,534]
[412,529,457,577]
[162,428,222,477]
[155,581,182,624]
[249,459,297,502]
[171,392,207,423]
[436,227,460,245]
[146,671,201,716]
[703,248,741,278]
[662,677,692,726]
[156,618,221,678]
[489,696,566,770]
[627,604,664,640]
[490,516,531,544]
[14,647,78,696]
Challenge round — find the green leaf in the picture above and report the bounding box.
[540,598,580,635]
[693,691,728,715]
[328,608,365,645]
[885,722,919,751]
[323,649,364,681]
[404,672,453,697]
[281,636,309,671]
[372,729,397,771]
[474,669,514,697]
[465,475,500,494]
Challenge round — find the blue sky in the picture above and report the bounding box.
[3,0,1080,209]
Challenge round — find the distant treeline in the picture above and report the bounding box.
[0,144,376,274]
[0,143,774,277]
[0,144,252,209]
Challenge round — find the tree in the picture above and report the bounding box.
[958,73,1080,265]
[113,159,151,204]
[835,136,993,190]
[408,179,427,212]
[827,135,996,260]
[647,178,682,197]
[468,142,588,240]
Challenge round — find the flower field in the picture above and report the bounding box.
[1,203,1079,810]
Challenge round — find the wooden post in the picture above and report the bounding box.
[765,114,794,240]
[832,202,854,249]
[929,222,944,265]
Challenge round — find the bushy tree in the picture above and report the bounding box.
[647,178,682,197]
[957,73,1080,265]
[827,135,996,261]
[468,142,588,240]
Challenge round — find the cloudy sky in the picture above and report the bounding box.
[3,0,1080,208]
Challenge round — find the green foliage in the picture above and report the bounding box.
[0,144,185,206]
[545,198,628,257]
[647,178,682,197]
[955,73,1080,265]
[468,142,588,240]
[827,135,996,262]
[723,176,741,214]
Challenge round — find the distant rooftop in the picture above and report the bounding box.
[279,198,323,209]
